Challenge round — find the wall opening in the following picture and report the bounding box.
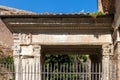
[41,45,102,80]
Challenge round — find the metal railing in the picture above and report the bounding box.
[42,63,102,80]
[0,63,15,80]
[0,62,116,80]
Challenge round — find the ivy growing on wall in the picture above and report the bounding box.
[0,49,14,64]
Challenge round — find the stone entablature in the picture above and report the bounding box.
[8,15,113,57]
[2,15,113,46]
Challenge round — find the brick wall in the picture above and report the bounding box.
[0,19,13,48]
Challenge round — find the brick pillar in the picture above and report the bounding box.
[102,44,112,80]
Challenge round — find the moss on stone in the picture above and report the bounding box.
[86,12,105,17]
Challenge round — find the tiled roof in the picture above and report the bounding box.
[0,0,115,15]
[0,5,36,15]
[0,5,87,16]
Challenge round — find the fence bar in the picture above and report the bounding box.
[0,61,117,80]
[99,63,101,80]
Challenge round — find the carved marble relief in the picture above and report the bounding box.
[13,33,21,44]
[13,33,32,55]
[20,33,32,44]
[102,44,113,55]
[13,45,21,55]
[13,33,32,44]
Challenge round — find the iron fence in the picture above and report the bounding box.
[42,63,102,80]
[0,63,15,80]
[0,62,116,80]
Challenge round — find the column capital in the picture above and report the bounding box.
[102,44,113,56]
[33,45,41,56]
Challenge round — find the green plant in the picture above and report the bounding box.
[44,54,90,80]
[45,55,73,64]
[0,50,4,56]
[86,12,105,17]
[0,56,14,72]
[0,56,14,64]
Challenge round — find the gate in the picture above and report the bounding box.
[42,63,102,80]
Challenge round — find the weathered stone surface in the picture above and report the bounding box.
[102,44,113,55]
[116,42,120,80]
[102,55,110,80]
[0,45,12,57]
[98,0,115,13]
[32,32,112,45]
[0,19,13,47]
[0,1,118,80]
[0,6,36,15]
[102,43,114,80]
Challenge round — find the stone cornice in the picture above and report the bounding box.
[2,15,113,33]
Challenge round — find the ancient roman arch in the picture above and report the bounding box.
[2,14,115,80]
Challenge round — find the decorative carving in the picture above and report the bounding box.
[110,44,113,55]
[13,45,21,55]
[33,45,41,56]
[20,33,32,44]
[102,44,113,55]
[13,33,21,43]
[13,33,32,44]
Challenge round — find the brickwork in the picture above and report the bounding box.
[98,0,115,13]
[0,19,13,47]
[0,45,12,57]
